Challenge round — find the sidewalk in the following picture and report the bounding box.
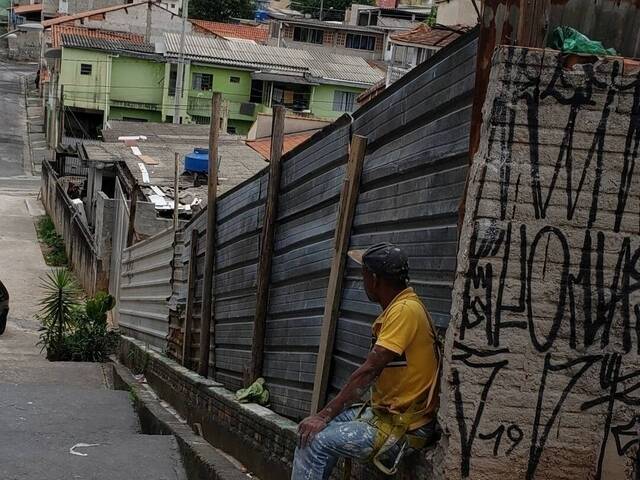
[0,192,187,480]
[23,74,47,175]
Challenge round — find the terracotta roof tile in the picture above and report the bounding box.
[246,131,316,159]
[192,20,269,43]
[389,24,470,48]
[51,24,146,48]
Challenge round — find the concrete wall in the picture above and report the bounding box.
[60,47,109,114]
[110,56,165,106]
[436,0,478,26]
[75,3,192,44]
[438,47,640,480]
[7,29,41,61]
[56,0,125,16]
[41,159,107,295]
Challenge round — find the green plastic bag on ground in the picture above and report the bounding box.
[550,26,616,56]
[235,377,270,406]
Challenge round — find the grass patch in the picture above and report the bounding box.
[36,216,68,266]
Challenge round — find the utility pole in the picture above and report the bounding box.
[173,0,189,124]
[58,84,64,146]
[319,0,323,21]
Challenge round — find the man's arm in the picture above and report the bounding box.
[297,345,397,448]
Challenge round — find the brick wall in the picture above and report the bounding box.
[119,335,438,479]
[438,46,640,480]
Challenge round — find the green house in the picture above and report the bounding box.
[162,33,383,134]
[55,29,383,136]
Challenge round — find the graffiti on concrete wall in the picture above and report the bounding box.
[446,47,640,480]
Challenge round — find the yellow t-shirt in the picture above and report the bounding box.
[372,288,439,430]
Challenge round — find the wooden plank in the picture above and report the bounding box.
[198,92,222,378]
[182,228,199,369]
[249,105,285,383]
[310,134,367,414]
[126,185,139,248]
[173,152,179,230]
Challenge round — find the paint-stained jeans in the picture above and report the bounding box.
[291,406,435,480]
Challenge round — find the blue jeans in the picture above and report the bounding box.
[291,407,434,480]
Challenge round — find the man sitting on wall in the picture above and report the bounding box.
[292,243,440,480]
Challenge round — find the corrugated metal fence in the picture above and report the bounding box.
[130,30,478,420]
[118,226,175,349]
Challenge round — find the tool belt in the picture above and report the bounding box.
[366,404,429,475]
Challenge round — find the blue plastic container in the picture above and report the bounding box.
[184,148,209,173]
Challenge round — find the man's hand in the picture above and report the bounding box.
[297,414,328,448]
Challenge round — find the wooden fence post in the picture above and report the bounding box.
[310,134,368,414]
[126,185,139,248]
[198,92,221,378]
[249,105,286,383]
[173,152,180,231]
[182,228,199,368]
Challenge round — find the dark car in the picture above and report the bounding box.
[0,281,8,335]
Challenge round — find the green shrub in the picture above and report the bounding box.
[37,269,118,362]
[36,216,68,266]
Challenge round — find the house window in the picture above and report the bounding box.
[80,63,92,75]
[250,80,264,103]
[293,26,324,44]
[227,126,237,134]
[345,33,375,51]
[333,90,357,112]
[192,73,213,91]
[229,76,240,84]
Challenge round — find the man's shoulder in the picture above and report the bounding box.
[388,295,428,319]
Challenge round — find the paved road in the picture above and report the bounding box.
[0,63,187,480]
[0,60,34,177]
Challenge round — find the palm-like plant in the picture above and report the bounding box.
[37,268,80,360]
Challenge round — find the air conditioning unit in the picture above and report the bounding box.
[240,102,256,116]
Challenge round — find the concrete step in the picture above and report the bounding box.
[0,383,186,480]
[0,432,186,480]
[0,383,140,436]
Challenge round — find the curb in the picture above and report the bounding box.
[110,361,254,480]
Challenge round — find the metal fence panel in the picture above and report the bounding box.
[328,32,479,394]
[118,227,175,349]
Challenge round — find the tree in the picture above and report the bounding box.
[189,0,255,22]
[290,0,375,21]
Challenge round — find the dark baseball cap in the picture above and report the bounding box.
[348,242,409,279]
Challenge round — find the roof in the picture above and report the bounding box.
[279,17,385,34]
[356,78,385,105]
[60,31,155,54]
[191,19,269,43]
[42,0,173,27]
[51,24,146,48]
[164,33,384,87]
[89,121,267,197]
[246,131,316,159]
[389,24,471,48]
[12,4,43,14]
